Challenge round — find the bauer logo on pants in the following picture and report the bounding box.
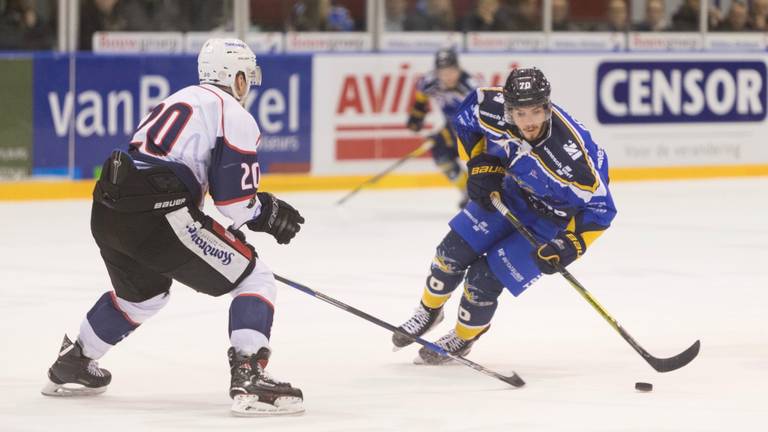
[596,61,767,124]
[165,208,251,283]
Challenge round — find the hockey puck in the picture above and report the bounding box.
[635,382,653,392]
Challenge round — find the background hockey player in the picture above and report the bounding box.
[407,48,478,207]
[42,38,306,416]
[393,68,617,364]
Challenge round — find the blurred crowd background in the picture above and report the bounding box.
[1,0,767,50]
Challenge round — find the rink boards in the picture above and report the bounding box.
[0,52,767,198]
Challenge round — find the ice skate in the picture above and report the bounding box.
[392,303,444,350]
[41,334,111,397]
[228,347,304,416]
[415,327,489,365]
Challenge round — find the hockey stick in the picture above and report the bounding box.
[335,139,435,206]
[489,192,700,373]
[273,273,525,388]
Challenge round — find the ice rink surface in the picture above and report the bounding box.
[1,178,767,431]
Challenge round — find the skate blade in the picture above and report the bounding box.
[230,395,305,417]
[41,380,107,397]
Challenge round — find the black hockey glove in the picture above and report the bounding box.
[406,114,424,132]
[533,231,585,274]
[466,153,506,210]
[246,192,305,245]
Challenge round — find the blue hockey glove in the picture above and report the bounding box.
[466,153,505,210]
[246,192,305,245]
[533,231,585,274]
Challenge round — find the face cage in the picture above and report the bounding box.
[229,64,262,106]
[249,65,262,87]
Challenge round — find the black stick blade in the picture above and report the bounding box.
[647,340,701,373]
[501,373,526,387]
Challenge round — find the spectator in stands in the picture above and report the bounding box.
[136,0,224,32]
[184,0,227,31]
[461,0,511,31]
[385,0,408,31]
[291,0,355,31]
[671,0,699,30]
[0,0,54,49]
[404,0,456,31]
[552,0,580,31]
[750,0,767,30]
[714,0,751,31]
[594,0,629,31]
[80,0,126,50]
[670,0,721,31]
[509,0,541,31]
[633,0,668,31]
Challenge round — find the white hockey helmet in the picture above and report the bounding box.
[198,38,262,105]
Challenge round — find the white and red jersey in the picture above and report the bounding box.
[129,84,262,228]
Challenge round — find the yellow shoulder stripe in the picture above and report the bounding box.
[478,117,505,136]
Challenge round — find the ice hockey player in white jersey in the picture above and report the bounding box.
[41,38,305,416]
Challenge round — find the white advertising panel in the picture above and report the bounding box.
[313,53,768,174]
[705,33,768,52]
[548,32,626,51]
[465,32,547,52]
[628,32,703,52]
[92,32,184,53]
[379,32,464,52]
[185,32,284,53]
[285,32,372,52]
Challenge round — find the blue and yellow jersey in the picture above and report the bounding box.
[453,87,617,246]
[409,70,478,124]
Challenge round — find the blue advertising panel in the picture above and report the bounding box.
[33,53,312,178]
[596,61,767,124]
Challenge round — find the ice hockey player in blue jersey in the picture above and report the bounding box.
[407,48,478,206]
[41,38,305,415]
[393,67,617,364]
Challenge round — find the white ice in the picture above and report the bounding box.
[1,178,767,431]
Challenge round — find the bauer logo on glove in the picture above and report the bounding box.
[533,231,585,274]
[470,165,506,175]
[466,153,506,210]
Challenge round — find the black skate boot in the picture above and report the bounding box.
[416,327,490,365]
[228,347,304,416]
[392,302,444,350]
[41,334,111,396]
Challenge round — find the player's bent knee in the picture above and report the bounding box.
[465,258,505,302]
[434,230,478,274]
[229,259,277,305]
[114,291,171,323]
